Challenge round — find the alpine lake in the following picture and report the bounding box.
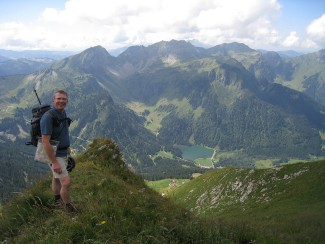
[177,145,215,168]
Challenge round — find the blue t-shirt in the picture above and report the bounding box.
[40,107,70,157]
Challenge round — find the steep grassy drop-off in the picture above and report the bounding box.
[170,160,325,243]
[0,138,255,243]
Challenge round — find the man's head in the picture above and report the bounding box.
[52,90,68,111]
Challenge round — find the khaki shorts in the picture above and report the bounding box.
[49,157,69,179]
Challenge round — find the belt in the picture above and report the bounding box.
[57,146,69,151]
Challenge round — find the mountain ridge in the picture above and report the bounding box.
[0,40,324,180]
[170,159,325,242]
[1,138,324,243]
[0,138,256,243]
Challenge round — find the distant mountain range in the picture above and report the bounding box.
[0,40,324,180]
[258,49,305,57]
[0,49,75,61]
[0,49,76,76]
[0,58,54,76]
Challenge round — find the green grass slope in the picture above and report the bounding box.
[171,160,325,243]
[0,138,255,243]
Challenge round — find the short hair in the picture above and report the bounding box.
[53,90,68,99]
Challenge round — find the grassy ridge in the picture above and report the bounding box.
[1,138,324,243]
[170,160,325,243]
[0,138,254,243]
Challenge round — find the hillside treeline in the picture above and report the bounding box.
[0,140,49,203]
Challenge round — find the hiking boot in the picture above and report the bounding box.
[65,202,78,213]
[52,199,64,209]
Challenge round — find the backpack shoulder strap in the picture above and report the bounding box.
[47,109,71,127]
[47,109,60,126]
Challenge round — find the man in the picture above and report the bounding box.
[40,90,76,212]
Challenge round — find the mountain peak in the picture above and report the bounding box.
[150,39,204,60]
[153,39,194,49]
[116,40,205,73]
[79,45,114,64]
[208,42,255,55]
[55,45,116,75]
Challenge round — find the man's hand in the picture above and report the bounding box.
[42,135,57,163]
[52,160,62,174]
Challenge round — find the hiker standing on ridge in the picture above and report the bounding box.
[40,90,76,212]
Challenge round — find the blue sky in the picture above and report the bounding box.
[276,1,325,35]
[0,0,324,53]
[0,0,66,22]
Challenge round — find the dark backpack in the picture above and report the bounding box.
[25,104,51,146]
[26,104,71,146]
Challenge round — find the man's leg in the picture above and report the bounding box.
[52,177,62,205]
[59,176,71,204]
[60,175,77,212]
[50,157,76,212]
[52,177,61,195]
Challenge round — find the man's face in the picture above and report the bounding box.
[52,93,68,111]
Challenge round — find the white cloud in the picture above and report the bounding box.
[282,31,299,47]
[0,22,49,50]
[306,14,325,49]
[2,0,320,52]
[301,39,318,50]
[307,14,325,38]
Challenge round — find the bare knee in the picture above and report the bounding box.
[52,178,61,193]
[60,176,71,189]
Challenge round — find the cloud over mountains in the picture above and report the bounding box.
[0,0,325,52]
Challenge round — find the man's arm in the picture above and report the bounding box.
[42,135,61,173]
